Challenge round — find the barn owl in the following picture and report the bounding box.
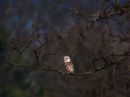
[64,56,74,74]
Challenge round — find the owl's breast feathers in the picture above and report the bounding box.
[65,61,74,74]
[65,61,73,67]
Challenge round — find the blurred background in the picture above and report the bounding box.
[0,0,130,97]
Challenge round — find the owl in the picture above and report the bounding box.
[64,56,74,74]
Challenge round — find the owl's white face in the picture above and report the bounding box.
[64,56,71,62]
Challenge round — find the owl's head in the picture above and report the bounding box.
[64,56,71,62]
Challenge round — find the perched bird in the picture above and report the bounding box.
[64,56,74,74]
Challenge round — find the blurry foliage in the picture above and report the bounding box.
[6,86,27,97]
[0,0,130,97]
[0,27,10,48]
